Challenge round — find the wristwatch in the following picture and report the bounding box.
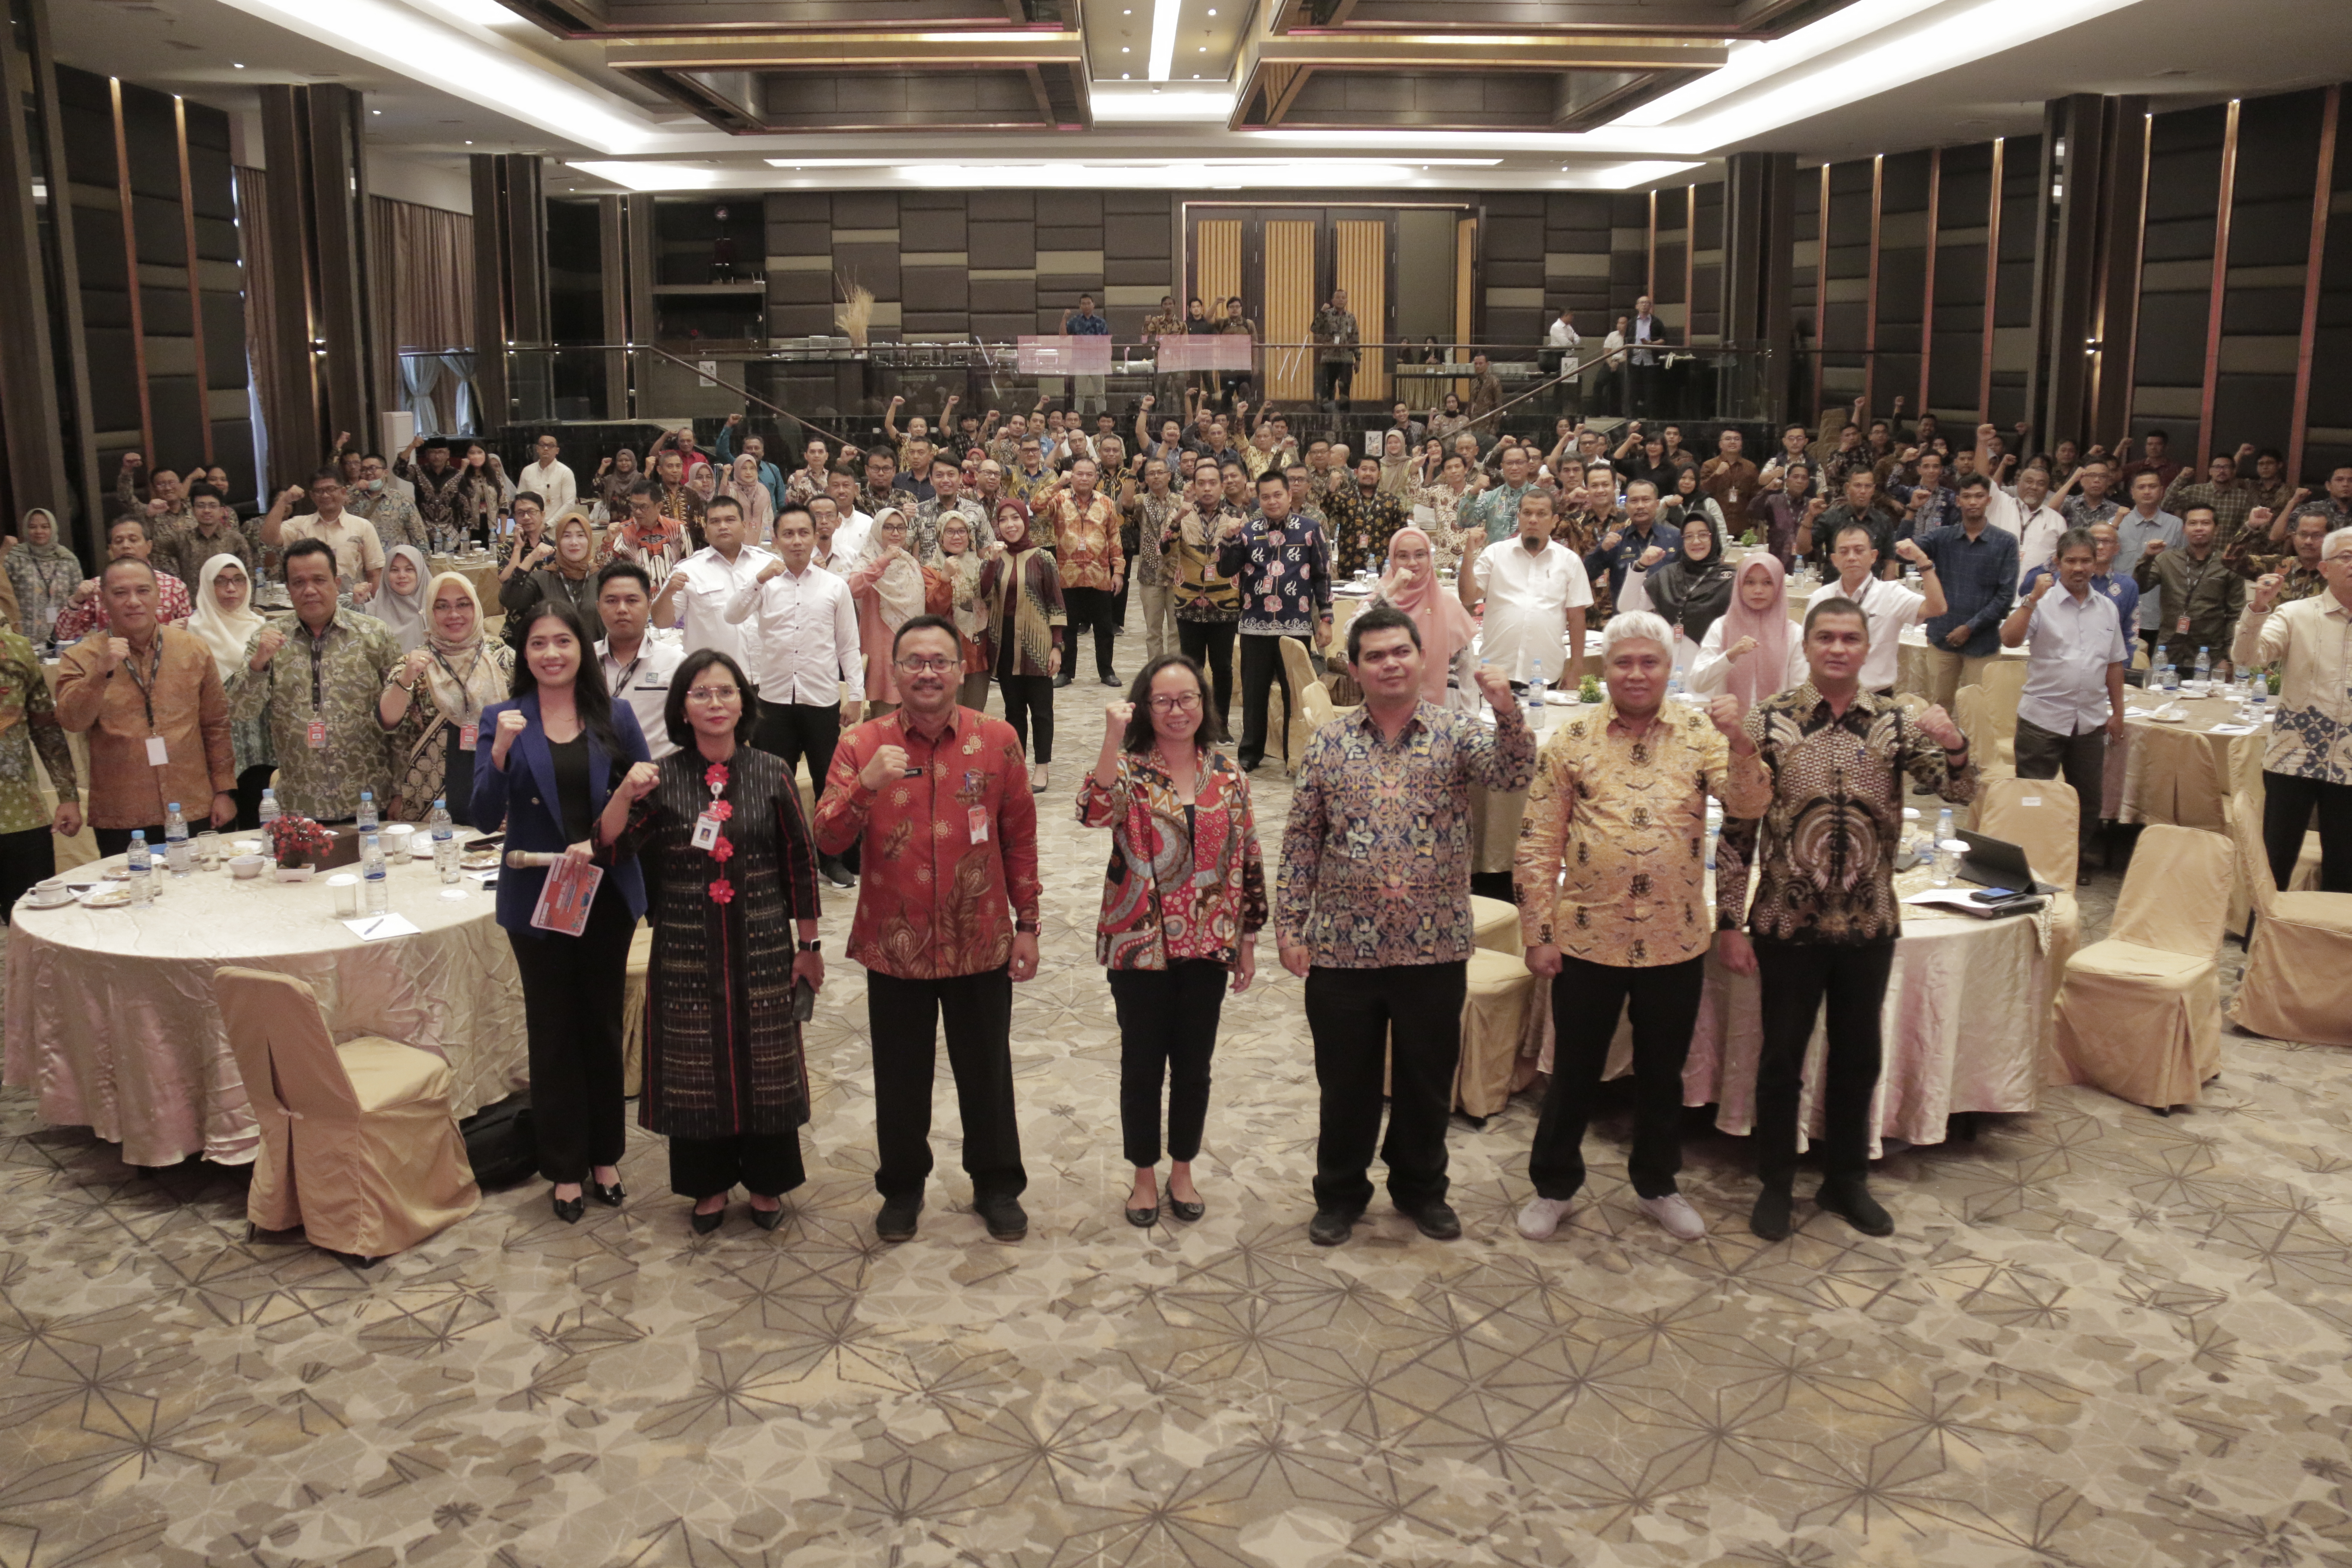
[797,939,821,953]
[1013,919,1039,934]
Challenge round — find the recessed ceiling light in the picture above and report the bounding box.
[1199,45,1207,51]
[1122,72,1130,79]
[464,140,472,144]
[1122,45,1130,51]
[1207,6,1216,12]
[232,61,245,68]
[371,108,382,114]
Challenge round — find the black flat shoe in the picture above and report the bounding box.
[690,1206,724,1235]
[1749,1188,1792,1241]
[747,1202,786,1232]
[1168,1196,1205,1222]
[1125,1202,1158,1227]
[551,1193,585,1224]
[592,1180,626,1207]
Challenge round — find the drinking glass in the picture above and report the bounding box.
[194,830,220,869]
[1932,838,1966,888]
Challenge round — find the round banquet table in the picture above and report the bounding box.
[2110,691,2268,830]
[2,845,528,1168]
[429,554,506,609]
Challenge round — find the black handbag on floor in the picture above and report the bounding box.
[459,1091,536,1189]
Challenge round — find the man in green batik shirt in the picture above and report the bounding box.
[227,538,399,824]
[0,625,82,912]
[1458,443,1537,546]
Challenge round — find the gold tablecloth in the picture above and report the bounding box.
[1894,627,2028,701]
[3,847,527,1167]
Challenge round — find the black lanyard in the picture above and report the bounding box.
[429,644,484,717]
[307,622,331,712]
[120,637,165,732]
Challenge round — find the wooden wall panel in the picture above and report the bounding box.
[1263,220,1317,402]
[2214,89,2324,461]
[2130,105,2228,456]
[1195,219,1242,312]
[1334,218,1387,402]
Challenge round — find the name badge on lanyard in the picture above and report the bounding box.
[307,717,328,749]
[459,722,479,751]
[691,809,723,851]
[146,736,168,766]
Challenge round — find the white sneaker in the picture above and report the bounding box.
[1640,1193,1706,1240]
[1516,1195,1573,1240]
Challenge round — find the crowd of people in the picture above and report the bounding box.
[12,380,2346,1248]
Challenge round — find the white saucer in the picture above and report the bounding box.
[19,890,76,909]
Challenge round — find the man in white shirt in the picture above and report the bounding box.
[1806,521,1947,695]
[1984,453,2067,587]
[1542,307,1582,418]
[825,469,873,562]
[519,433,576,519]
[2114,471,2186,650]
[653,494,773,670]
[2001,526,2128,878]
[728,501,862,887]
[592,560,682,761]
[808,498,857,576]
[2231,530,2352,891]
[259,469,386,600]
[1470,489,1591,684]
[1628,296,1665,418]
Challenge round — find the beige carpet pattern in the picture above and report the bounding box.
[4,720,2351,1568]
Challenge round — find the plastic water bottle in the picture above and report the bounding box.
[2162,657,2180,695]
[357,789,379,833]
[1936,806,1954,848]
[2249,668,2268,713]
[163,802,192,877]
[1526,676,1547,730]
[361,831,389,915]
[1668,665,1685,704]
[429,797,458,884]
[257,787,280,850]
[2194,646,2211,685]
[127,831,153,905]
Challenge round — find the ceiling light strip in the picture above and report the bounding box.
[1147,0,1180,82]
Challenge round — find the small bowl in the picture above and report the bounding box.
[230,854,266,879]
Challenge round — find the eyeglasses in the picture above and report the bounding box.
[684,686,742,704]
[894,655,959,674]
[1148,692,1202,713]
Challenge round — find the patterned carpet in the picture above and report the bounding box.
[3,700,2351,1568]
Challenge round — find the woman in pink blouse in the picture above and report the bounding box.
[1079,653,1267,1228]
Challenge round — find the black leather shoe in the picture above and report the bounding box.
[1168,1196,1205,1222]
[875,1196,922,1243]
[1749,1188,1793,1241]
[1403,1200,1462,1240]
[1307,1207,1358,1246]
[1125,1202,1158,1228]
[1816,1179,1894,1237]
[592,1180,625,1207]
[747,1201,786,1232]
[975,1193,1028,1242]
[690,1206,724,1235]
[551,1192,585,1225]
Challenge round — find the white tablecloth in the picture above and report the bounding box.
[3,848,527,1167]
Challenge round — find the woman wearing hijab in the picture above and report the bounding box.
[499,508,600,651]
[1630,513,1739,671]
[845,508,947,717]
[978,498,1066,791]
[593,448,640,518]
[725,453,774,544]
[1372,526,1477,709]
[1376,429,1415,499]
[1666,464,1725,536]
[190,554,276,827]
[936,512,992,712]
[7,509,80,646]
[1687,554,1807,712]
[379,570,513,824]
[368,545,432,653]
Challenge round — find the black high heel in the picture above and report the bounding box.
[690,1203,725,1235]
[551,1191,585,1224]
[748,1200,786,1232]
[592,1179,626,1207]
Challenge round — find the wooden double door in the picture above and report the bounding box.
[1184,205,1435,404]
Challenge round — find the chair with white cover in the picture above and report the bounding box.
[1278,634,1320,770]
[1470,893,1522,955]
[2225,790,2352,1047]
[214,967,481,1259]
[2050,824,2233,1110]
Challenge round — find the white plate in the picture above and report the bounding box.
[77,887,135,908]
[19,890,76,909]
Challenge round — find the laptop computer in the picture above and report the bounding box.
[1955,829,2060,896]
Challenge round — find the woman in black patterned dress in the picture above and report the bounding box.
[600,648,825,1234]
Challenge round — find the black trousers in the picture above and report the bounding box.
[0,824,55,924]
[753,698,841,796]
[867,965,1026,1202]
[1628,360,1657,417]
[94,824,167,860]
[1108,960,1227,1167]
[1528,953,1705,1201]
[1237,632,1303,767]
[998,674,1054,764]
[669,1132,807,1200]
[1752,936,1895,1193]
[2261,769,2352,894]
[1303,960,1467,1213]
[1178,621,1236,741]
[1318,361,1354,407]
[233,763,274,831]
[2013,714,2107,855]
[509,886,634,1183]
[1064,585,1118,682]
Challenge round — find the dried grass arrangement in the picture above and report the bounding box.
[835,276,874,347]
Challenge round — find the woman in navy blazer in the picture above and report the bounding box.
[474,598,652,1224]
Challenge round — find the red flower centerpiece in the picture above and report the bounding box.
[271,815,333,868]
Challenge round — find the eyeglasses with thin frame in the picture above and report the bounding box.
[684,685,742,704]
[1148,692,1202,713]
[894,655,959,674]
